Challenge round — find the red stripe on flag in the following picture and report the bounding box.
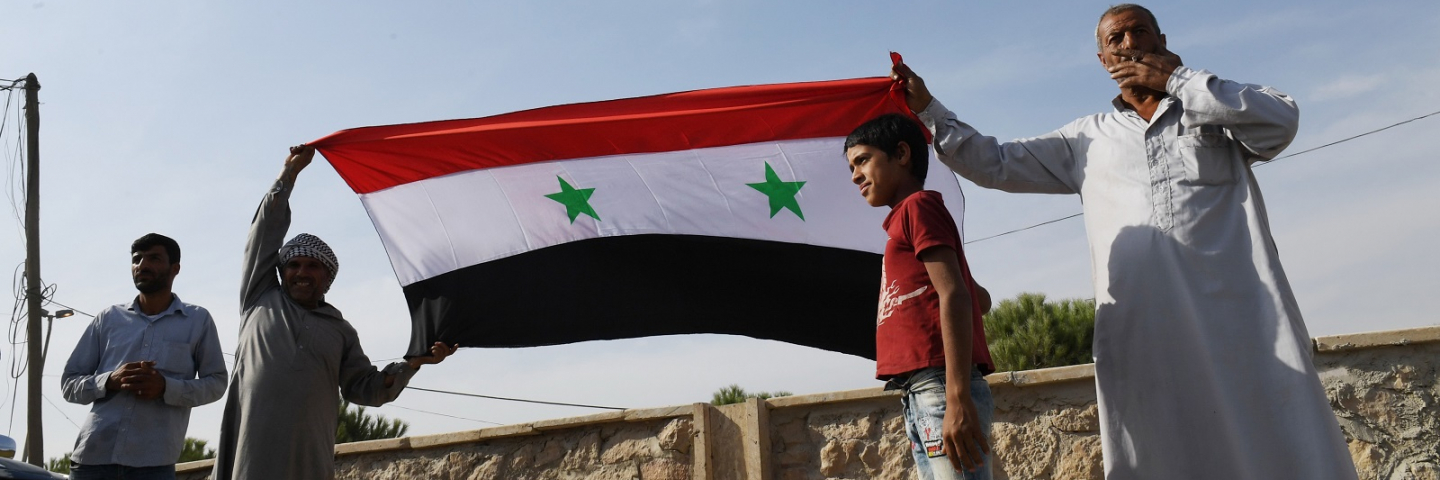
[310,77,911,194]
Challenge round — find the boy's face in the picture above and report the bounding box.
[846,143,911,208]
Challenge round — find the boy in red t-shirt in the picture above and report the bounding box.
[845,114,995,480]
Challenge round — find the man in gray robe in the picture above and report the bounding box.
[889,4,1356,479]
[212,145,457,480]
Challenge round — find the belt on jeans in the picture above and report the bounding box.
[883,367,934,392]
[883,366,982,392]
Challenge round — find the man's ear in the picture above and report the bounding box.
[170,263,181,278]
[895,141,912,168]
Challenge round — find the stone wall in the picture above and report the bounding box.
[176,325,1439,479]
[1317,329,1440,479]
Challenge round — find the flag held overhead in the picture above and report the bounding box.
[310,72,964,360]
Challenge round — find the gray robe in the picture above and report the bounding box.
[211,178,417,480]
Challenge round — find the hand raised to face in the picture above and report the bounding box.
[1106,47,1183,92]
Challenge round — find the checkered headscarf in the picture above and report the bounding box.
[279,233,339,281]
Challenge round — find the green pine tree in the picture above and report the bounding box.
[710,384,792,405]
[48,452,72,474]
[983,292,1096,372]
[336,399,409,444]
[179,437,216,463]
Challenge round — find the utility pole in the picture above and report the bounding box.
[22,73,43,467]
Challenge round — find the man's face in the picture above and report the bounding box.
[1096,9,1166,69]
[846,143,911,208]
[131,245,178,295]
[282,256,330,308]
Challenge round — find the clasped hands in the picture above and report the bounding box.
[106,361,166,400]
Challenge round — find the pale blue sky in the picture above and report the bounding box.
[2,0,1437,460]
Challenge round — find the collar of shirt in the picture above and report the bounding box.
[124,294,190,323]
[1110,95,1179,125]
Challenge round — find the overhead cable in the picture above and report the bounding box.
[406,385,626,411]
[386,403,503,426]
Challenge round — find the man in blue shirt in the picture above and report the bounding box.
[61,233,228,479]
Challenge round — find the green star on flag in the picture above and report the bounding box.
[747,162,807,220]
[545,176,600,223]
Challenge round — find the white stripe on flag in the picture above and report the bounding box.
[360,137,965,286]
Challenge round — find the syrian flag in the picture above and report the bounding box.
[310,75,964,360]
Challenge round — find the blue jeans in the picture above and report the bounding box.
[70,463,176,480]
[889,366,994,480]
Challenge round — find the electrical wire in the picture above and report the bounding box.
[2,80,25,238]
[40,393,78,430]
[964,213,1084,245]
[405,386,626,411]
[385,403,503,426]
[961,108,1440,245]
[1256,109,1440,166]
[41,300,92,319]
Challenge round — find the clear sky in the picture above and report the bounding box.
[2,0,1437,463]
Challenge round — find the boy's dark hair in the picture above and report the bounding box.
[131,233,181,264]
[844,113,929,183]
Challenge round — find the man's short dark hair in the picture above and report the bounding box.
[132,233,181,264]
[844,114,929,183]
[1096,4,1161,50]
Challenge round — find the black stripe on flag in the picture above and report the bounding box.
[403,234,880,360]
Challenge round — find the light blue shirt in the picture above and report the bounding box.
[60,294,227,467]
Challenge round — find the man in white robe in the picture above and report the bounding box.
[890,4,1357,479]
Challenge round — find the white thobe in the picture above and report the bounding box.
[919,66,1356,479]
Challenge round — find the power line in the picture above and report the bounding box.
[405,385,626,411]
[209,348,614,411]
[962,108,1440,245]
[386,403,503,426]
[1256,109,1440,167]
[40,393,78,430]
[43,300,92,319]
[964,213,1083,245]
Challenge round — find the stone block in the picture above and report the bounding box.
[992,422,1057,479]
[657,418,693,454]
[1053,436,1103,480]
[819,439,847,476]
[640,458,689,480]
[1347,440,1388,480]
[561,431,602,470]
[1049,404,1099,433]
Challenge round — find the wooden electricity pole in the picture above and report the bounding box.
[22,73,44,467]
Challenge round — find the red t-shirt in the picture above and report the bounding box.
[875,190,994,379]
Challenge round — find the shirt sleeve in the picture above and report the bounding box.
[61,315,112,405]
[336,331,414,407]
[1167,66,1300,162]
[241,178,293,312]
[161,309,230,408]
[918,98,1082,195]
[905,193,962,259]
